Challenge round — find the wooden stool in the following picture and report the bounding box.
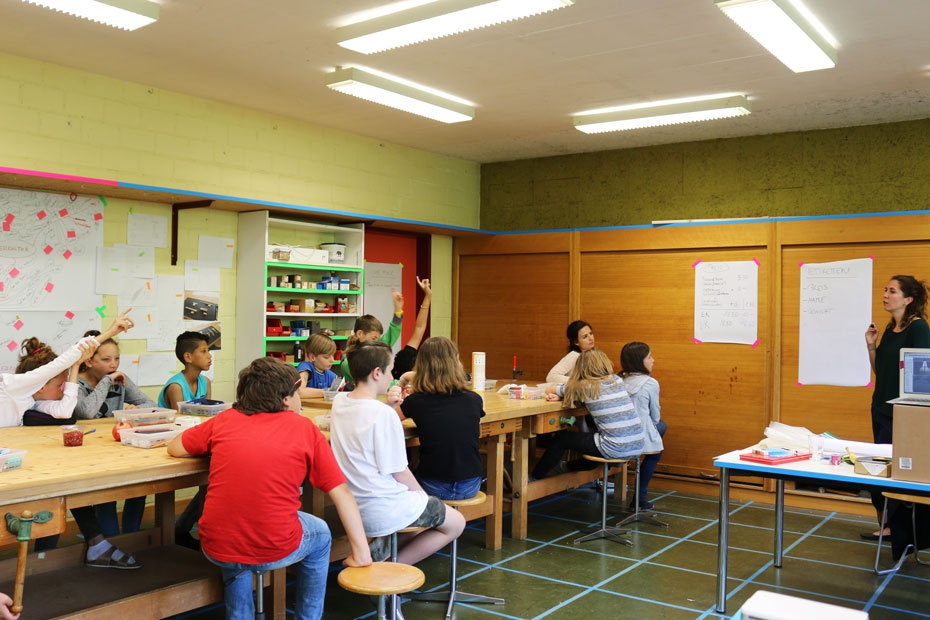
[874,492,930,575]
[616,455,668,529]
[387,525,428,618]
[575,455,633,546]
[338,562,425,620]
[408,492,504,618]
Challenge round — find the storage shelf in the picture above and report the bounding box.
[266,311,359,318]
[266,261,364,272]
[266,287,361,294]
[266,335,349,342]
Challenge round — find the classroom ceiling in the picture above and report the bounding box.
[0,1,928,164]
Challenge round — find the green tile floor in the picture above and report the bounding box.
[169,487,930,619]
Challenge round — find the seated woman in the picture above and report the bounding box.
[533,349,644,479]
[547,320,596,383]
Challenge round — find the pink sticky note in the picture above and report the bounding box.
[1,222,9,232]
[65,310,75,319]
[67,230,76,239]
[7,341,17,352]
[3,213,12,222]
[0,282,4,292]
[692,338,703,344]
[13,319,23,330]
[37,211,47,220]
[797,382,804,386]
[58,208,69,217]
[751,339,760,348]
[44,245,54,255]
[692,260,702,268]
[94,212,103,221]
[45,282,54,292]
[63,249,73,259]
[9,268,19,278]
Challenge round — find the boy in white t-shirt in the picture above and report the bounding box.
[329,341,464,567]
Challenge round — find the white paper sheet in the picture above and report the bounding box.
[197,236,235,269]
[693,260,759,345]
[119,353,141,387]
[127,212,167,248]
[798,258,872,386]
[185,260,220,292]
[137,352,180,387]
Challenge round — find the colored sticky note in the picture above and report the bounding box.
[45,282,54,292]
[13,320,23,330]
[0,282,4,292]
[58,208,69,217]
[95,306,106,318]
[44,245,54,254]
[37,211,47,220]
[94,212,103,220]
[63,249,73,259]
[9,268,19,278]
[3,213,12,222]
[1,222,9,232]
[67,230,76,238]
[65,310,75,319]
[7,341,17,352]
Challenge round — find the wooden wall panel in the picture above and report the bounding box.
[456,252,570,381]
[779,241,930,442]
[581,248,769,475]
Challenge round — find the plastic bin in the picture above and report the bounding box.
[114,408,176,426]
[0,449,26,472]
[178,399,228,416]
[119,425,182,449]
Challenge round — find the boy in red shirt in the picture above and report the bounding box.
[168,357,370,620]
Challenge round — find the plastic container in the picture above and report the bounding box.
[178,399,228,416]
[0,449,27,472]
[323,391,338,402]
[314,414,332,430]
[483,379,498,391]
[62,425,83,447]
[114,408,177,426]
[320,243,346,263]
[119,424,182,449]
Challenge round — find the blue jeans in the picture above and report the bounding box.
[204,512,332,620]
[96,497,146,537]
[417,476,482,500]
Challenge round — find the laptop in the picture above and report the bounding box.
[887,347,930,405]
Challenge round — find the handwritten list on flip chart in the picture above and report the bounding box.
[798,258,872,386]
[693,260,759,345]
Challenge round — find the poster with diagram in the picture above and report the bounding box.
[0,187,104,371]
[693,260,759,345]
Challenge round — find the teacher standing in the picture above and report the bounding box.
[863,274,930,539]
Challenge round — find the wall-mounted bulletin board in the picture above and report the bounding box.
[454,213,930,488]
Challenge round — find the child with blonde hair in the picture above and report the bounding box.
[534,349,644,479]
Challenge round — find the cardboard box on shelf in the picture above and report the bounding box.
[290,247,330,264]
[289,298,315,313]
[892,403,930,483]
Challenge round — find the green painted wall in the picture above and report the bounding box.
[481,119,930,231]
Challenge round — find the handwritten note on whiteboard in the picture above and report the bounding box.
[694,261,759,345]
[798,258,872,386]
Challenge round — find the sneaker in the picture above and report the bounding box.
[629,500,654,511]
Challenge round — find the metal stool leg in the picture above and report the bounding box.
[874,496,913,575]
[616,457,668,528]
[575,461,633,545]
[254,570,265,620]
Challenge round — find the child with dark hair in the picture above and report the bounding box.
[168,357,371,619]
[339,288,405,383]
[1,311,133,427]
[620,341,666,510]
[158,331,212,410]
[330,341,464,599]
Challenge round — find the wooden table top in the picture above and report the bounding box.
[0,418,205,507]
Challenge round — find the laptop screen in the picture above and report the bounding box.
[900,348,930,399]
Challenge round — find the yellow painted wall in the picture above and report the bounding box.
[0,52,476,388]
[481,119,930,230]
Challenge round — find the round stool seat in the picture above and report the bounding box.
[338,562,425,596]
[582,454,628,464]
[443,490,486,508]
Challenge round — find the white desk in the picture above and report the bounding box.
[713,449,930,614]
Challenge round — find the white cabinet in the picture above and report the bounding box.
[236,211,364,372]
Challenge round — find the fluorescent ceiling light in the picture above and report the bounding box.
[574,95,751,134]
[716,0,836,72]
[325,67,475,124]
[337,0,575,54]
[22,0,159,30]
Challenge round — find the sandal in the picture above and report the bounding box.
[85,545,142,570]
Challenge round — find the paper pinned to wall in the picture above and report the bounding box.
[197,236,235,269]
[364,262,403,353]
[798,258,872,386]
[127,212,167,248]
[0,311,100,373]
[694,260,759,345]
[185,260,220,292]
[137,352,179,387]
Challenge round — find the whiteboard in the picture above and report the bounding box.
[798,258,872,386]
[0,311,100,374]
[363,262,403,352]
[693,260,759,345]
